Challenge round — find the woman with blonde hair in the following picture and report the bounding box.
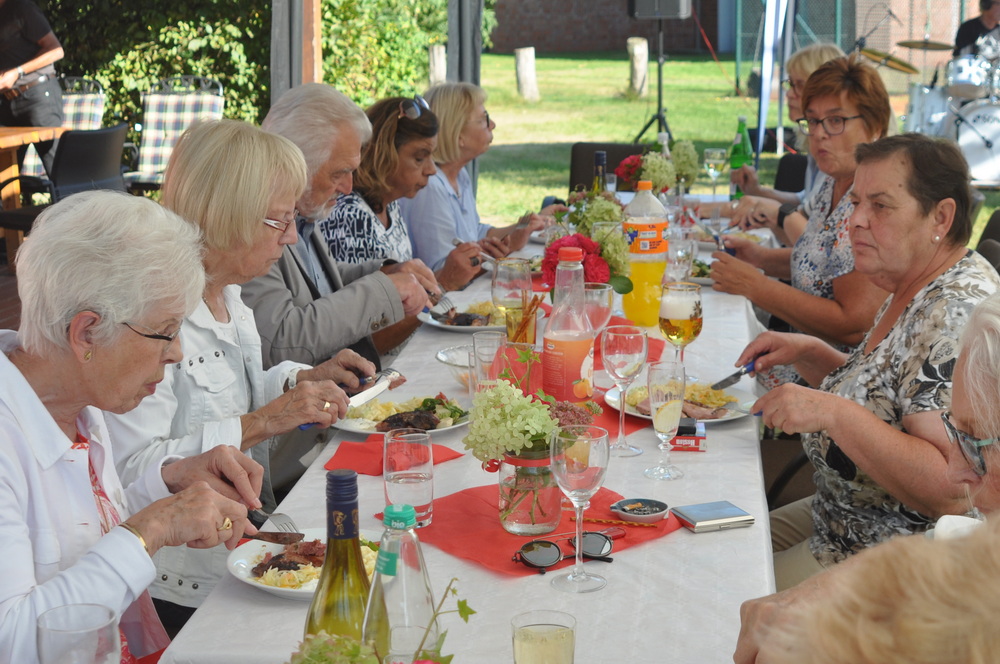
[107,119,375,634]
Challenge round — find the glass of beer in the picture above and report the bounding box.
[492,258,532,341]
[659,282,702,364]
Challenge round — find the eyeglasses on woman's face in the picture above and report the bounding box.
[398,95,430,120]
[781,79,805,95]
[796,115,863,136]
[942,411,996,477]
[263,209,299,233]
[121,320,181,344]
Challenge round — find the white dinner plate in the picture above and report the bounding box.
[228,528,380,601]
[416,311,505,333]
[332,413,470,435]
[604,386,755,425]
[529,230,546,244]
[689,276,714,286]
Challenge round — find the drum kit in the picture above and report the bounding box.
[864,33,1000,185]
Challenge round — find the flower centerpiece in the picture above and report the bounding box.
[670,139,700,188]
[541,232,632,295]
[463,348,601,535]
[614,139,700,193]
[564,189,623,237]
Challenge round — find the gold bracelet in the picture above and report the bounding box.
[119,522,150,556]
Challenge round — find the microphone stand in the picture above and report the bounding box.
[853,12,893,52]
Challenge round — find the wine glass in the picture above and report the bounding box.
[602,325,647,458]
[703,148,727,199]
[492,258,532,341]
[549,425,610,593]
[659,282,702,364]
[583,283,613,334]
[664,236,697,283]
[645,361,686,480]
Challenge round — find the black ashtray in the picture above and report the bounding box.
[610,498,669,523]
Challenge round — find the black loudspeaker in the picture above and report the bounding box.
[628,0,692,19]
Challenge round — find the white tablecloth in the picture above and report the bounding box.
[161,248,774,664]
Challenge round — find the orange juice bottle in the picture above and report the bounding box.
[542,246,595,403]
[622,180,668,326]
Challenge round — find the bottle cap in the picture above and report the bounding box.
[738,115,747,122]
[558,246,584,262]
[636,180,653,191]
[384,504,417,529]
[594,150,607,166]
[325,469,359,503]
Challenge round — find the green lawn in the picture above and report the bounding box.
[475,52,995,246]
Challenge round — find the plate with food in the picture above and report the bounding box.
[418,300,505,332]
[689,258,713,286]
[227,528,379,600]
[603,383,753,424]
[334,393,469,434]
[692,226,767,252]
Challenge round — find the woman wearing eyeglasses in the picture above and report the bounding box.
[105,119,375,635]
[319,96,481,293]
[730,134,1000,594]
[397,82,564,275]
[735,292,1000,664]
[711,55,891,388]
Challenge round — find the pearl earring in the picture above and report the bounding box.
[933,235,941,242]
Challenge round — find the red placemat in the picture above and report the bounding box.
[415,484,681,576]
[324,434,464,476]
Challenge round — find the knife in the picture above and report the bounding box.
[298,375,392,430]
[244,531,305,545]
[710,360,755,391]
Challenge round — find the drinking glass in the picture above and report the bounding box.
[604,173,618,193]
[583,282,613,334]
[472,330,506,393]
[549,425,610,593]
[659,282,702,364]
[602,325,647,458]
[511,610,576,664]
[703,147,727,199]
[589,221,622,243]
[492,258,532,340]
[645,361,686,480]
[664,237,697,283]
[37,603,118,664]
[383,428,434,527]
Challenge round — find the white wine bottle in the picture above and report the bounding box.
[304,469,371,639]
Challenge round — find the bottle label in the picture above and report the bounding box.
[542,334,594,402]
[623,220,668,255]
[327,506,360,539]
[375,548,398,576]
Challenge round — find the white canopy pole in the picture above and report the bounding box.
[755,0,791,168]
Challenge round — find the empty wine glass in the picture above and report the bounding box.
[602,325,647,458]
[583,283,613,334]
[659,282,702,364]
[664,236,697,283]
[549,425,610,593]
[703,147,727,199]
[645,361,686,480]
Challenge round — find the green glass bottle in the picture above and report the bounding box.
[729,115,753,200]
[304,469,371,639]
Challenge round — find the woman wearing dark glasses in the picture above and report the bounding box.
[319,96,480,293]
[735,292,1000,664]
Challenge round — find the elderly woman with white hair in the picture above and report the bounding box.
[0,190,262,661]
[736,292,1000,664]
[106,119,376,635]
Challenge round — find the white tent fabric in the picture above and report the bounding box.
[755,0,794,167]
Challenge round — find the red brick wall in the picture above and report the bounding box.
[490,0,718,54]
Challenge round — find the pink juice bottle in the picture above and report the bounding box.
[542,246,595,403]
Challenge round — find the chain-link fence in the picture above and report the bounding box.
[736,1,978,94]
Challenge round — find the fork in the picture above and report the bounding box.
[250,510,299,533]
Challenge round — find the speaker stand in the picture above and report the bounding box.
[634,18,673,144]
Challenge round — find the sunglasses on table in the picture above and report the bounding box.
[512,527,624,573]
[942,411,996,477]
[398,95,430,120]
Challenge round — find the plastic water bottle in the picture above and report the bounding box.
[729,115,753,200]
[622,181,669,326]
[305,469,371,639]
[362,504,438,663]
[542,246,595,403]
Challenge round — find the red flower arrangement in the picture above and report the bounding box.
[614,154,643,191]
[542,234,610,286]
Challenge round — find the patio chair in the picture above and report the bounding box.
[977,238,1000,273]
[979,209,1000,249]
[0,124,128,237]
[772,152,807,194]
[122,76,224,194]
[568,142,646,193]
[18,77,106,200]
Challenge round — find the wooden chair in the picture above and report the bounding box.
[568,142,646,192]
[123,76,224,194]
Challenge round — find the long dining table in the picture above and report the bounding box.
[160,237,775,664]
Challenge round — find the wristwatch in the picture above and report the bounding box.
[777,202,799,230]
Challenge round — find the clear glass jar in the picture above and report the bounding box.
[498,451,562,536]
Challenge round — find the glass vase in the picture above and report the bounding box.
[498,451,562,536]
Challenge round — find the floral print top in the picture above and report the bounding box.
[806,250,1000,567]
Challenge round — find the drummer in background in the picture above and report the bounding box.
[953,0,1000,56]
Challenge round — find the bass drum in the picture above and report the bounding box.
[957,100,1000,185]
[946,55,993,99]
[904,83,951,136]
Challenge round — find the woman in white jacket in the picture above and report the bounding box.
[0,190,263,661]
[106,119,377,634]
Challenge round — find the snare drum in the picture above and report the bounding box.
[947,55,993,99]
[957,100,1000,185]
[905,83,951,136]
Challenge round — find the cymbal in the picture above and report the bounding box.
[860,48,920,75]
[897,38,954,51]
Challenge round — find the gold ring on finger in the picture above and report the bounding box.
[217,516,233,532]
[323,401,331,412]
